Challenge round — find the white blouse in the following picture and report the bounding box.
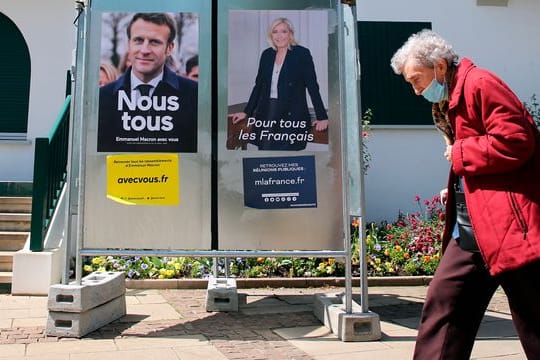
[270,62,282,99]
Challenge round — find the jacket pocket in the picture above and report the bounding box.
[508,192,528,240]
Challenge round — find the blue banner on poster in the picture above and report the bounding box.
[243,156,317,209]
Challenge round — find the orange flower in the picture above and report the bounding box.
[351,218,360,228]
[404,252,410,260]
[256,257,265,264]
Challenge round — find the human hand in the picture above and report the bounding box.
[231,112,247,124]
[444,144,453,162]
[313,119,328,131]
[440,188,448,206]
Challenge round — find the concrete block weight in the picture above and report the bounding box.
[46,295,126,337]
[48,271,125,312]
[313,293,381,342]
[46,271,127,338]
[205,277,238,312]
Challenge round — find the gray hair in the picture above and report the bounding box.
[390,29,459,75]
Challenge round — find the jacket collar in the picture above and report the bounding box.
[448,57,476,109]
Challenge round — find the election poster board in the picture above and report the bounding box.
[97,12,199,153]
[226,10,329,152]
[217,0,344,251]
[80,0,212,250]
[77,0,343,252]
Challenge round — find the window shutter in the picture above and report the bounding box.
[357,21,432,125]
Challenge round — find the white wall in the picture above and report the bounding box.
[0,0,76,181]
[364,128,450,222]
[357,0,540,222]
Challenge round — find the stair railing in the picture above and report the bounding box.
[29,95,72,251]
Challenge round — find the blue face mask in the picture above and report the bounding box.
[422,70,448,103]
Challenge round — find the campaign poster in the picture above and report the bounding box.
[226,10,329,152]
[243,156,317,209]
[98,12,199,153]
[106,154,179,206]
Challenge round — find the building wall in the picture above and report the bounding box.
[357,0,540,222]
[0,0,76,181]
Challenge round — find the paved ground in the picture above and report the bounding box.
[0,284,526,359]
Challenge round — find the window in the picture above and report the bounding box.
[357,21,432,126]
[0,13,30,138]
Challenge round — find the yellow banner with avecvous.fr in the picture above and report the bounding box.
[106,154,179,206]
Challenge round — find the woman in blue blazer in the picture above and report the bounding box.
[231,17,328,150]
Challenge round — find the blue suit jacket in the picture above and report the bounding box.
[98,65,198,153]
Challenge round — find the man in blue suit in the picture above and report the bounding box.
[98,13,198,153]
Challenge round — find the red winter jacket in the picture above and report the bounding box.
[442,58,540,276]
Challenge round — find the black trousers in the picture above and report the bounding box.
[413,238,540,360]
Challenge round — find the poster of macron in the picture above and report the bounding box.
[97,12,199,153]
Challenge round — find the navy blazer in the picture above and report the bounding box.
[243,45,328,150]
[98,65,198,153]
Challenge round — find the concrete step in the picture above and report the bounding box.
[0,213,31,232]
[0,271,12,284]
[0,231,29,251]
[0,197,32,213]
[0,251,15,272]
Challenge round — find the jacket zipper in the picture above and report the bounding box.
[508,192,528,240]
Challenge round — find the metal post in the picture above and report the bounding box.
[212,257,218,277]
[62,74,76,285]
[346,3,369,313]
[340,0,369,313]
[72,0,91,285]
[336,2,353,314]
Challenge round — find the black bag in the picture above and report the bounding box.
[454,190,480,252]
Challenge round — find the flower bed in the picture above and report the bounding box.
[83,195,444,280]
[363,195,444,276]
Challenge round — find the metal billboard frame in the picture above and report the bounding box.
[66,0,368,315]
